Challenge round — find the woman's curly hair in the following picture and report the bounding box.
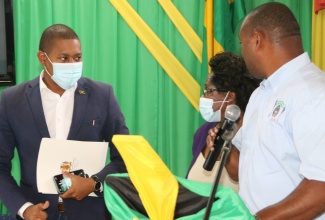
[208,51,260,112]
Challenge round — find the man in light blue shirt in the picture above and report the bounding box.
[207,2,325,220]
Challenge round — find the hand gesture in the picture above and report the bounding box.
[206,124,221,152]
[23,201,49,220]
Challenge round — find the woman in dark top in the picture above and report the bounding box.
[187,52,260,189]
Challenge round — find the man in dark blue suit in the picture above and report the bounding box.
[0,24,129,220]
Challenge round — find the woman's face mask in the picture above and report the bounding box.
[199,91,229,122]
[43,53,82,90]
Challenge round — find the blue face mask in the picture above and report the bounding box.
[199,91,230,122]
[44,53,82,90]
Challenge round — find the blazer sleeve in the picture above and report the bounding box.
[94,84,129,183]
[0,90,29,215]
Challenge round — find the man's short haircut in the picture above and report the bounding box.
[244,2,301,43]
[39,24,80,53]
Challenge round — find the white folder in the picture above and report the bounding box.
[36,138,108,196]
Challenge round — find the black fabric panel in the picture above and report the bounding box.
[106,176,148,216]
[105,176,218,218]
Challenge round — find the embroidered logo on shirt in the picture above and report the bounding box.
[271,100,285,121]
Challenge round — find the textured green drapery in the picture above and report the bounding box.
[0,0,313,215]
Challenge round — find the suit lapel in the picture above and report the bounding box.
[68,79,89,140]
[26,77,50,137]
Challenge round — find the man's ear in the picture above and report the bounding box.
[255,34,260,46]
[253,31,266,51]
[37,51,47,66]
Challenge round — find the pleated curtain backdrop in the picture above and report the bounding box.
[12,0,205,176]
[312,1,325,70]
[0,0,321,215]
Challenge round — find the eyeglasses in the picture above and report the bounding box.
[203,88,218,96]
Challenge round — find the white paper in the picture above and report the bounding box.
[37,138,108,196]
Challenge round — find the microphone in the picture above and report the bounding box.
[203,104,241,171]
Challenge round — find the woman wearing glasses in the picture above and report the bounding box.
[186,51,260,191]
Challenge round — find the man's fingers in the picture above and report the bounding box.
[23,202,49,220]
[40,201,50,210]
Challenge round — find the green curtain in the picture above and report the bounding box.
[1,0,205,214]
[12,0,204,175]
[0,0,313,215]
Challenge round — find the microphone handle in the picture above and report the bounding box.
[203,119,235,171]
[203,135,226,171]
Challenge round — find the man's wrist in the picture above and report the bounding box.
[90,175,103,193]
[18,202,33,219]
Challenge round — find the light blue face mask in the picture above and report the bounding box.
[199,91,230,122]
[44,53,82,90]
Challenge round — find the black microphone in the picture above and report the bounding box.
[203,104,241,171]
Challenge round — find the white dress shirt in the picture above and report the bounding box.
[40,72,76,139]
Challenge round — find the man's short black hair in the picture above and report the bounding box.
[39,24,80,53]
[244,2,301,43]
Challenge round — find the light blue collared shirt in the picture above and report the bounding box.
[233,52,325,219]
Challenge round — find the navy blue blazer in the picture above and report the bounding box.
[0,76,129,219]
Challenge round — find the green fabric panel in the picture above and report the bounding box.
[103,0,205,176]
[10,0,204,177]
[1,1,205,213]
[104,173,255,220]
[214,0,246,54]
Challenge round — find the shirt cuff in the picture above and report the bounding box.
[18,202,34,219]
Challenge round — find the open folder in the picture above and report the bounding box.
[36,138,108,196]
